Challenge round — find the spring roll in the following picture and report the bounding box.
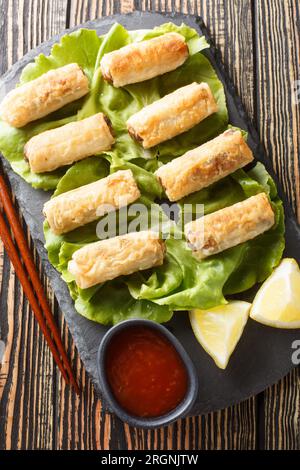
[0,64,89,128]
[185,193,275,260]
[126,82,218,148]
[24,113,114,173]
[68,231,166,289]
[43,170,141,235]
[100,32,189,88]
[155,129,254,201]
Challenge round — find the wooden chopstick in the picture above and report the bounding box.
[0,174,80,395]
[0,209,70,384]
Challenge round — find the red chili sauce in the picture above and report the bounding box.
[105,326,188,418]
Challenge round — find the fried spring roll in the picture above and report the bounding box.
[68,231,166,289]
[126,82,218,149]
[185,193,275,260]
[24,113,115,173]
[100,32,189,88]
[43,170,140,235]
[0,64,89,128]
[155,129,254,201]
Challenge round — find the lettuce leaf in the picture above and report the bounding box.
[128,22,209,55]
[0,29,103,189]
[74,281,172,326]
[44,157,173,325]
[154,53,228,161]
[44,157,285,323]
[0,23,226,189]
[0,22,285,325]
[126,163,285,310]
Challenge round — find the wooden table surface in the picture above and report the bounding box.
[0,0,299,450]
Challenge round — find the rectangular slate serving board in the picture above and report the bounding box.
[1,12,300,416]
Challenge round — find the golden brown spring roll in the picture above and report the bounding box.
[68,231,166,289]
[24,113,114,173]
[155,129,254,201]
[43,170,141,235]
[0,64,89,128]
[126,82,218,148]
[185,193,275,260]
[100,32,189,87]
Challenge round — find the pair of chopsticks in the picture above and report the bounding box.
[0,172,80,394]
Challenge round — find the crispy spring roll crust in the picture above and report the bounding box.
[43,170,140,235]
[68,231,166,289]
[185,193,275,260]
[155,129,254,201]
[0,64,89,128]
[126,82,218,149]
[24,113,115,173]
[100,32,189,88]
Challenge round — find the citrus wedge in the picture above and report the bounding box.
[250,258,300,329]
[189,301,251,369]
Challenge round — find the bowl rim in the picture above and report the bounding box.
[97,318,199,429]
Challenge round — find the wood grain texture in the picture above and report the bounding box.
[256,0,300,221]
[0,0,67,451]
[0,0,299,450]
[255,0,300,449]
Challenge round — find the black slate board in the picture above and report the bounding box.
[1,12,300,415]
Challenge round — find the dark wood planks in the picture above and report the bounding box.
[0,0,68,450]
[0,0,299,450]
[255,0,300,449]
[263,369,300,449]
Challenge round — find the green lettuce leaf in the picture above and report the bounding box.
[0,29,103,189]
[74,281,173,326]
[0,22,285,324]
[0,23,225,189]
[44,156,285,323]
[154,53,228,162]
[128,22,209,56]
[44,156,173,325]
[127,240,242,310]
[126,163,285,310]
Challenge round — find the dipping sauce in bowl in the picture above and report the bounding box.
[105,325,188,418]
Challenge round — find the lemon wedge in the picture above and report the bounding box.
[189,301,251,369]
[250,258,300,328]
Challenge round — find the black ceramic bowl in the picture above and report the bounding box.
[97,318,198,428]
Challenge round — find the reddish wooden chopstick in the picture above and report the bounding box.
[0,174,80,395]
[0,209,70,384]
